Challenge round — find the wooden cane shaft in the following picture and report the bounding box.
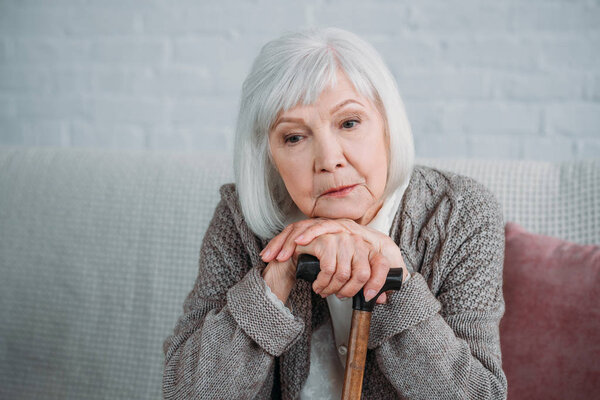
[341,310,372,400]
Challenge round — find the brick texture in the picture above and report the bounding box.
[0,0,598,160]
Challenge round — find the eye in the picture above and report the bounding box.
[284,134,302,144]
[341,119,360,129]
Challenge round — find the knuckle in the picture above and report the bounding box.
[281,235,293,245]
[321,263,335,275]
[323,235,335,246]
[335,270,351,282]
[351,233,363,243]
[283,223,295,232]
[373,267,387,280]
[314,280,327,291]
[287,233,300,244]
[372,254,388,268]
[355,269,370,283]
[340,235,352,247]
[379,258,392,271]
[370,276,386,289]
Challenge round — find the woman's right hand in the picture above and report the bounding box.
[261,256,297,304]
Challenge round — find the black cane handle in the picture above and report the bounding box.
[295,254,321,283]
[296,254,403,312]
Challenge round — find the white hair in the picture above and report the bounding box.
[233,27,415,240]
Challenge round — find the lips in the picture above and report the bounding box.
[322,184,357,196]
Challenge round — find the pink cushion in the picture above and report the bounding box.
[500,222,600,399]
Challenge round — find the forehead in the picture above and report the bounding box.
[274,71,375,121]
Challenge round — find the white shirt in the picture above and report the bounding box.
[263,178,411,399]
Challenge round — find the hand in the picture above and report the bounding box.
[261,219,409,303]
[262,257,297,304]
[293,219,410,285]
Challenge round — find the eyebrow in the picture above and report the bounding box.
[331,99,364,114]
[272,99,365,130]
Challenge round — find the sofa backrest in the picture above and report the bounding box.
[420,157,599,245]
[0,147,597,399]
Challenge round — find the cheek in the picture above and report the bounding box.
[365,159,387,193]
[272,153,314,210]
[359,135,388,191]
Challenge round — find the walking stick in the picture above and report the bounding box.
[296,254,403,400]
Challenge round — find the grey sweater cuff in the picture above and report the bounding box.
[227,267,305,357]
[368,272,441,349]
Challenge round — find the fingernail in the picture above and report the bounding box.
[365,289,377,301]
[262,250,271,259]
[295,235,304,243]
[276,250,286,261]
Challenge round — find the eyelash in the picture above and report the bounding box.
[283,117,361,144]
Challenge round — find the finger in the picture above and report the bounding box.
[363,251,390,302]
[261,224,295,262]
[294,219,349,245]
[320,234,352,297]
[375,292,387,304]
[337,235,371,298]
[310,235,337,295]
[275,220,318,262]
[263,219,317,262]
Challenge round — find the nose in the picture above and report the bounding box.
[313,130,346,173]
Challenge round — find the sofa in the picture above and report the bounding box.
[0,147,598,399]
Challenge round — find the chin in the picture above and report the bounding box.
[312,205,365,221]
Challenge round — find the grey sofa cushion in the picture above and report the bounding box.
[0,147,231,399]
[0,147,597,399]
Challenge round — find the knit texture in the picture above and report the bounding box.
[162,164,507,399]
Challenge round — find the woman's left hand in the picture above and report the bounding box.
[260,218,409,303]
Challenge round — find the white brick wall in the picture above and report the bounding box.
[0,0,598,161]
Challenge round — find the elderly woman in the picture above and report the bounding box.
[163,27,507,399]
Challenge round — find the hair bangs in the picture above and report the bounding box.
[259,50,339,139]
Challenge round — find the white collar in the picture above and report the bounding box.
[366,179,410,235]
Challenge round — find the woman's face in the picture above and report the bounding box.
[268,70,388,225]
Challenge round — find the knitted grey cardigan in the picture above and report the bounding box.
[163,165,508,399]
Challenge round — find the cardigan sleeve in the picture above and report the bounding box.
[368,179,508,399]
[162,197,304,400]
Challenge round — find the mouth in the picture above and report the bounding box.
[322,184,357,197]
